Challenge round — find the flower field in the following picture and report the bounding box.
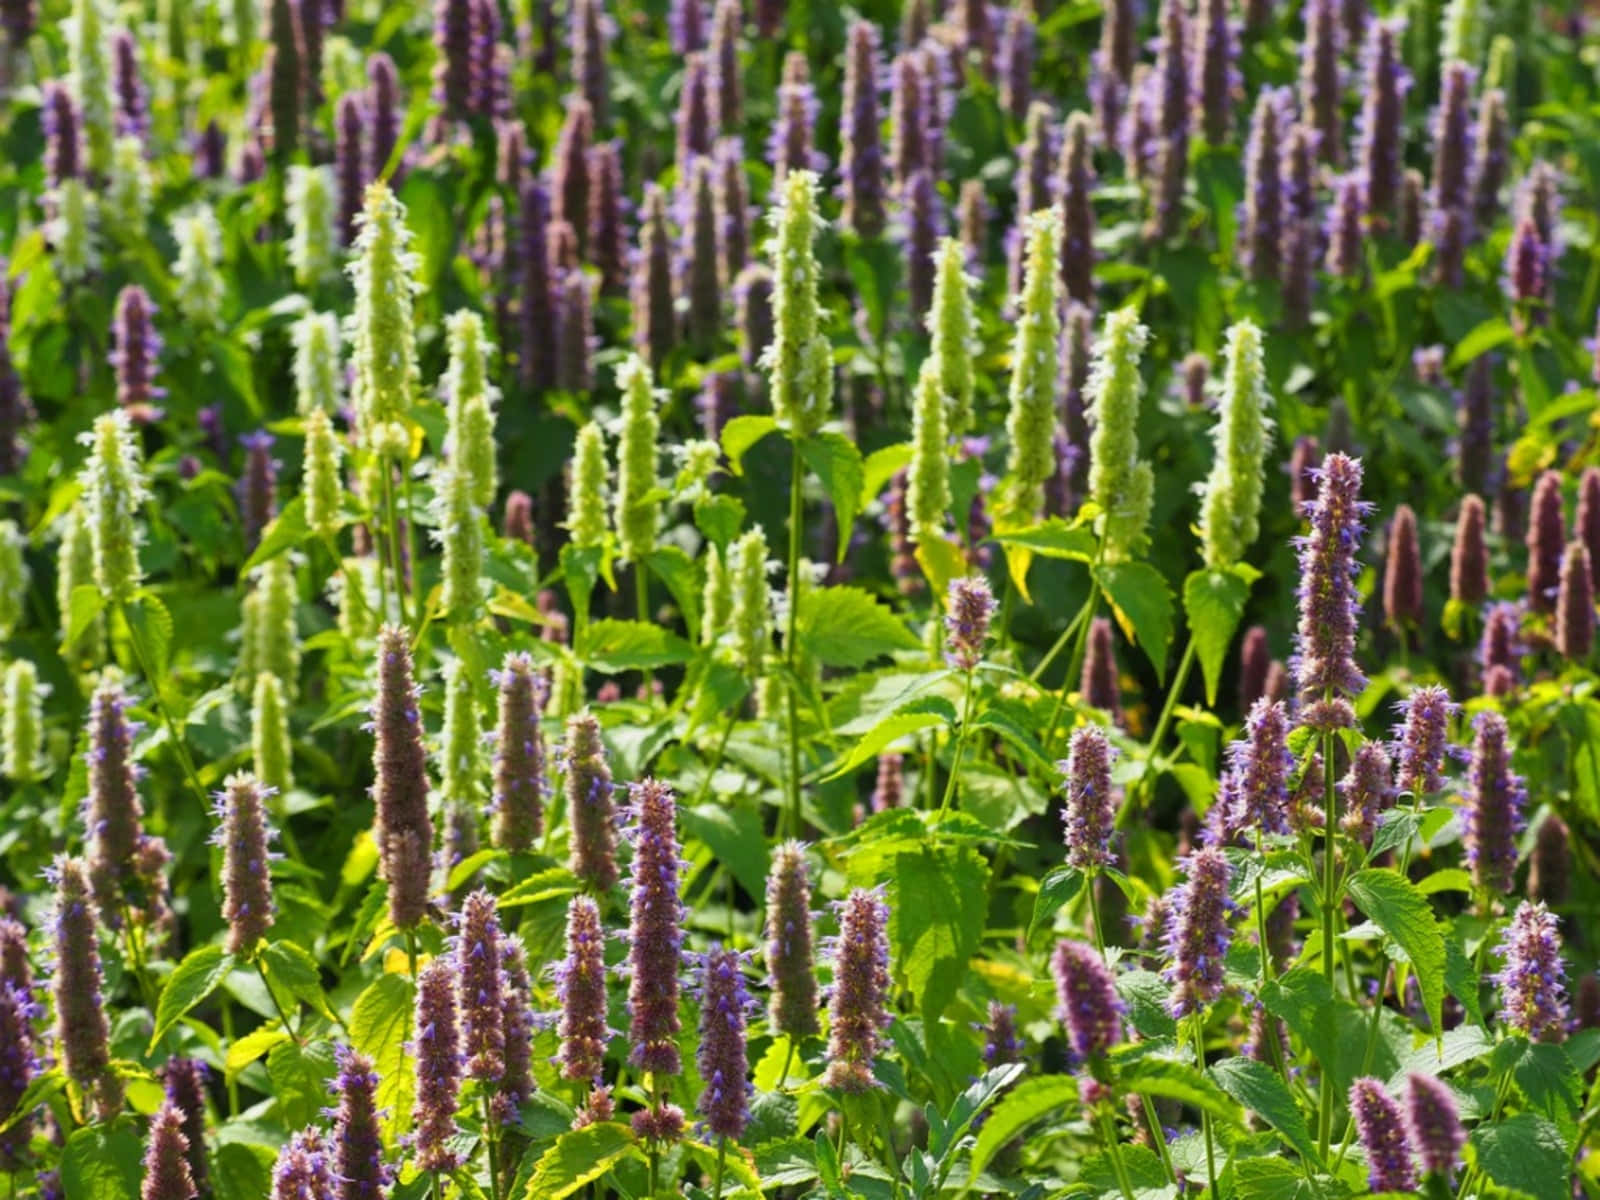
[1,0,1599,1196]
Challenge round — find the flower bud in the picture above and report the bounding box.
[78,409,149,604]
[347,182,421,458]
[288,165,339,287]
[1003,209,1062,522]
[172,206,226,328]
[566,422,609,549]
[1086,307,1154,561]
[765,170,830,437]
[252,671,292,794]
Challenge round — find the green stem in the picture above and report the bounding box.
[380,460,408,628]
[1253,873,1287,1082]
[783,435,805,839]
[219,998,241,1116]
[401,464,422,623]
[405,928,420,984]
[1041,584,1101,755]
[1097,1109,1138,1200]
[777,1037,797,1092]
[1085,870,1106,956]
[1194,1019,1218,1198]
[637,566,653,691]
[711,1135,727,1200]
[483,1093,502,1200]
[120,602,208,805]
[1122,639,1197,825]
[692,714,738,808]
[255,956,300,1041]
[936,668,977,818]
[1028,587,1096,683]
[1316,725,1339,1161]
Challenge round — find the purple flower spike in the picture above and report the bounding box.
[331,1047,388,1200]
[981,1001,1026,1066]
[86,676,147,922]
[1241,88,1287,282]
[695,947,753,1139]
[490,652,547,851]
[1060,726,1117,871]
[111,30,148,141]
[158,1061,208,1195]
[1323,173,1365,278]
[1079,617,1121,724]
[1292,453,1371,729]
[1526,469,1564,612]
[771,52,821,189]
[903,168,941,322]
[1339,741,1393,847]
[1214,698,1292,844]
[1349,1077,1416,1192]
[1162,848,1234,1018]
[1451,495,1489,607]
[1556,541,1594,661]
[43,82,81,186]
[1479,601,1523,685]
[624,779,684,1077]
[1051,940,1124,1063]
[51,856,122,1122]
[1239,626,1271,711]
[1382,503,1422,633]
[112,285,164,421]
[555,895,610,1083]
[455,890,505,1082]
[371,626,433,931]
[1298,0,1342,165]
[1493,901,1568,1041]
[1405,1073,1463,1179]
[1429,61,1475,236]
[1355,17,1410,222]
[335,96,364,245]
[270,1129,336,1200]
[1505,215,1549,328]
[563,712,618,891]
[822,888,891,1093]
[0,981,37,1170]
[142,1103,197,1200]
[841,22,885,238]
[1464,711,1526,894]
[944,575,996,672]
[1057,112,1096,306]
[1392,685,1453,798]
[366,53,402,183]
[1192,0,1237,145]
[553,100,593,258]
[571,0,608,124]
[498,937,534,1123]
[213,773,275,956]
[765,842,820,1040]
[432,0,474,118]
[519,176,555,391]
[1528,813,1570,908]
[632,183,676,369]
[411,957,463,1171]
[237,431,279,552]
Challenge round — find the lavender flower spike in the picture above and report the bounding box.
[1526,469,1564,612]
[50,856,122,1122]
[490,652,547,851]
[1556,541,1594,661]
[1349,1077,1416,1192]
[331,1047,388,1200]
[270,1129,336,1200]
[212,773,275,957]
[765,842,820,1040]
[141,1103,197,1200]
[625,779,685,1077]
[1050,939,1124,1063]
[821,888,891,1093]
[840,21,885,238]
[944,575,996,672]
[1162,848,1235,1018]
[1292,452,1371,730]
[1405,1072,1463,1179]
[371,626,433,930]
[564,711,618,891]
[695,947,753,1140]
[555,895,610,1083]
[1464,711,1526,894]
[1060,726,1117,871]
[1392,685,1452,798]
[411,956,463,1171]
[1492,900,1568,1042]
[455,890,505,1083]
[0,980,36,1170]
[158,1061,208,1195]
[1355,17,1411,222]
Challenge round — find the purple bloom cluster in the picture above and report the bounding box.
[454,890,505,1082]
[1210,698,1292,844]
[1405,1072,1463,1178]
[0,979,37,1170]
[498,937,535,1123]
[1493,900,1568,1041]
[50,856,122,1122]
[371,627,433,929]
[112,285,164,422]
[1392,685,1453,797]
[237,431,278,554]
[1339,741,1393,847]
[141,1103,197,1200]
[944,575,996,673]
[1349,1077,1416,1191]
[159,1060,209,1195]
[271,1128,336,1200]
[1162,848,1235,1017]
[694,947,753,1139]
[1464,711,1526,894]
[624,779,684,1076]
[490,652,547,851]
[555,894,610,1084]
[563,712,618,890]
[1292,453,1371,729]
[1060,725,1117,871]
[330,1047,388,1200]
[212,774,276,956]
[822,888,891,1093]
[411,956,463,1171]
[1051,940,1124,1063]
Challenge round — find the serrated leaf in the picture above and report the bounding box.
[259,939,334,1024]
[1026,866,1082,940]
[645,546,702,638]
[242,495,309,572]
[65,584,106,651]
[694,493,746,551]
[720,415,779,475]
[212,1143,275,1200]
[516,1122,639,1199]
[351,972,415,1145]
[0,1068,64,1132]
[62,1125,143,1200]
[860,442,913,509]
[822,698,956,780]
[575,618,695,673]
[1120,1057,1240,1123]
[1210,1056,1320,1165]
[125,590,175,679]
[225,1026,290,1077]
[1095,561,1175,684]
[559,543,605,626]
[683,803,770,900]
[796,585,919,668]
[1344,869,1445,1036]
[1469,1113,1570,1200]
[800,432,866,558]
[266,1039,337,1130]
[1447,317,1514,370]
[890,843,989,1022]
[914,535,967,599]
[969,1075,1078,1180]
[992,518,1099,561]
[1183,567,1252,706]
[149,945,235,1052]
[496,866,582,908]
[1117,970,1179,1038]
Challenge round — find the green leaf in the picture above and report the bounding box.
[1510,1041,1581,1136]
[914,535,967,599]
[1095,561,1175,684]
[992,518,1099,561]
[800,432,866,559]
[225,1026,290,1077]
[241,495,309,572]
[62,1126,143,1200]
[797,585,919,668]
[266,1039,337,1130]
[1183,567,1252,706]
[693,493,746,552]
[969,1075,1078,1180]
[1447,317,1515,370]
[1117,970,1178,1038]
[720,415,779,475]
[1119,1057,1240,1123]
[259,939,334,1024]
[575,618,695,673]
[823,698,956,780]
[644,545,702,638]
[125,591,175,679]
[516,1122,639,1200]
[860,442,913,509]
[682,803,770,900]
[351,972,415,1144]
[149,945,235,1052]
[560,543,604,623]
[1026,866,1082,941]
[0,1068,64,1132]
[65,583,106,651]
[891,843,989,1022]
[496,866,582,908]
[1469,1113,1570,1200]
[1209,1056,1320,1165]
[212,1143,276,1200]
[1344,868,1446,1036]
